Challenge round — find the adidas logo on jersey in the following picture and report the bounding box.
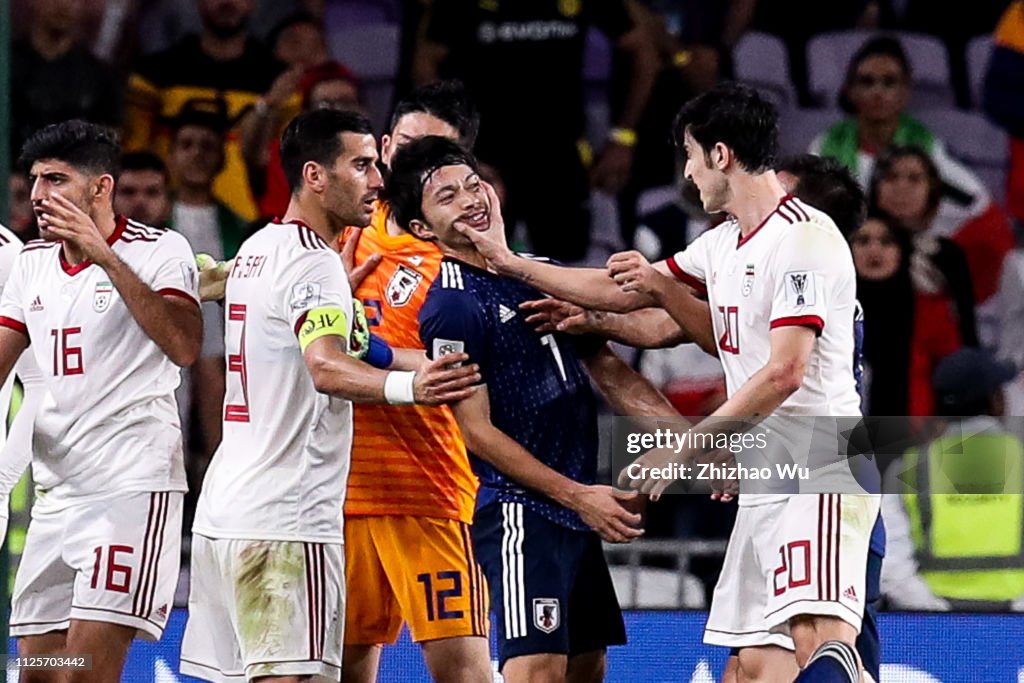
[29,296,43,312]
[843,585,858,602]
[499,304,516,323]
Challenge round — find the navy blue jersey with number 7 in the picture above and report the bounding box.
[419,257,602,531]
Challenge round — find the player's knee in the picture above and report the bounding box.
[789,616,857,668]
[567,649,606,683]
[422,637,492,683]
[502,653,567,683]
[736,647,797,683]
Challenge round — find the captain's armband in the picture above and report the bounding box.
[298,306,351,352]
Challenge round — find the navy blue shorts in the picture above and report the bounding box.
[471,501,627,669]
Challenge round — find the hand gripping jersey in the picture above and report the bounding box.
[343,204,477,522]
[193,219,355,543]
[0,217,196,511]
[666,195,862,505]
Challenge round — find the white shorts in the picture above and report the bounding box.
[10,491,183,641]
[704,493,879,650]
[180,535,345,682]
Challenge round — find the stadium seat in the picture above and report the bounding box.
[778,107,843,156]
[733,31,796,108]
[807,30,954,110]
[915,107,1009,203]
[328,24,401,133]
[966,35,994,110]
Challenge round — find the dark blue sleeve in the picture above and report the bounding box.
[419,289,490,375]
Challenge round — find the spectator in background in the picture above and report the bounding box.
[6,173,35,241]
[122,0,288,222]
[242,61,364,219]
[414,0,659,262]
[164,100,248,525]
[984,0,1024,229]
[869,146,979,347]
[811,37,996,237]
[851,215,963,417]
[881,348,1024,612]
[753,0,881,106]
[614,0,749,248]
[268,11,331,69]
[10,0,122,153]
[114,152,172,227]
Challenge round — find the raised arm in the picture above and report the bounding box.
[522,299,696,349]
[41,195,203,366]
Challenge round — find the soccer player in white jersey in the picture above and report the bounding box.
[0,222,44,546]
[0,120,203,683]
[454,84,878,683]
[179,109,481,683]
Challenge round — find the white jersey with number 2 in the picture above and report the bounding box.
[667,195,861,505]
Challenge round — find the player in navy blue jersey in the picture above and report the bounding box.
[382,135,684,683]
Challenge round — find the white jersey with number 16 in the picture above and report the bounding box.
[0,217,197,511]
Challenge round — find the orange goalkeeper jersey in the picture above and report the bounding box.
[343,203,477,522]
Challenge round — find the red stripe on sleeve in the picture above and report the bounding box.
[0,316,28,336]
[770,315,824,336]
[663,257,708,295]
[157,288,200,307]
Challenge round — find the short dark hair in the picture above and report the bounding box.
[390,80,480,150]
[382,136,481,232]
[869,144,943,219]
[673,82,778,173]
[120,151,169,182]
[777,154,866,237]
[18,119,121,177]
[280,109,374,193]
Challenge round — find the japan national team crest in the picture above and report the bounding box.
[742,264,755,297]
[533,598,560,634]
[386,265,424,307]
[93,281,114,312]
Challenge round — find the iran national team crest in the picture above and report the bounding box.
[386,265,424,307]
[533,598,560,634]
[742,264,755,297]
[93,281,114,312]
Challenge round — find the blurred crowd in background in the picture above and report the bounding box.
[5,0,1024,614]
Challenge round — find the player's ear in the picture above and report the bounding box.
[713,143,730,170]
[302,161,326,193]
[380,134,393,167]
[96,174,115,201]
[407,218,436,242]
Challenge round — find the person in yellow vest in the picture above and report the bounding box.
[880,347,1024,611]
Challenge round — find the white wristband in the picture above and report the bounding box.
[384,370,416,405]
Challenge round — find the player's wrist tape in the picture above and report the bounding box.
[298,306,350,352]
[384,371,416,405]
[609,127,638,147]
[364,334,394,369]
